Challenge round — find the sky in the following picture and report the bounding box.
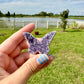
[0,0,84,15]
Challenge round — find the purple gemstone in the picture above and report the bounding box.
[23,31,56,54]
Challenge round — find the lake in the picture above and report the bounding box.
[0,17,84,28]
[0,17,84,22]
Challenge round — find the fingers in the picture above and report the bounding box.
[6,58,18,74]
[0,54,54,84]
[9,40,28,58]
[34,55,54,73]
[0,23,35,54]
[14,52,54,71]
[9,38,42,58]
[14,51,34,67]
[9,54,54,84]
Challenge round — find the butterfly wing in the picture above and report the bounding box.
[23,31,56,54]
[41,31,56,46]
[39,31,56,54]
[23,32,38,54]
[38,43,49,54]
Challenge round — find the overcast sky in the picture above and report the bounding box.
[0,0,84,15]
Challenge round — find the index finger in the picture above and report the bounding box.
[0,23,35,54]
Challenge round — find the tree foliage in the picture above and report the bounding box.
[6,11,10,17]
[47,13,54,16]
[0,10,3,17]
[39,11,47,16]
[13,12,15,17]
[60,9,69,32]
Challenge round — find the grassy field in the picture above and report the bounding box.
[0,28,84,84]
[68,16,84,20]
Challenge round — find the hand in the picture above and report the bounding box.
[0,23,54,84]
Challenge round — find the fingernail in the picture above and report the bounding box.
[37,54,49,64]
[48,54,55,59]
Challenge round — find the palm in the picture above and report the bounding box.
[0,52,18,73]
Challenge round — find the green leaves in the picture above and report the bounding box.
[60,9,69,31]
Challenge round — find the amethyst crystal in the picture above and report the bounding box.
[23,31,56,54]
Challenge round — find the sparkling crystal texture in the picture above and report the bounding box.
[23,31,56,54]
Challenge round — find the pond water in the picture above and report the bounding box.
[0,17,84,28]
[0,17,83,22]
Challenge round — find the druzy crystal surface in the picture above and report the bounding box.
[23,31,56,54]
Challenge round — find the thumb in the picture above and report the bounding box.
[4,54,49,84]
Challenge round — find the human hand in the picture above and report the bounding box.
[0,23,54,84]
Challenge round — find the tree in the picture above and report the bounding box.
[0,10,3,17]
[39,11,47,16]
[60,9,69,32]
[11,12,15,17]
[13,12,15,17]
[6,11,10,17]
[55,14,60,17]
[47,12,54,16]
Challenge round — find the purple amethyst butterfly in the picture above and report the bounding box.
[23,31,56,54]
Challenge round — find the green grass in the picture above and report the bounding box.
[0,28,84,84]
[0,28,18,43]
[68,16,84,20]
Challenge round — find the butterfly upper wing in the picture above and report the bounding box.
[23,32,38,54]
[23,32,38,45]
[41,31,56,46]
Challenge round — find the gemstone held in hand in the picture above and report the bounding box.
[23,31,56,54]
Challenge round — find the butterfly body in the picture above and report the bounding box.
[23,31,56,54]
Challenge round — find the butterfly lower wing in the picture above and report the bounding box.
[28,45,37,54]
[37,43,49,54]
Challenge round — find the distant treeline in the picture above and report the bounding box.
[0,11,60,17]
[0,10,84,18]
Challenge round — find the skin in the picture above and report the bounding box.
[0,23,54,84]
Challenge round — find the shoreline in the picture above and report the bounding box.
[0,16,84,20]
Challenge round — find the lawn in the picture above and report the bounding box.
[0,28,84,84]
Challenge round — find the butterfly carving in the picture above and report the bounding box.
[23,31,56,54]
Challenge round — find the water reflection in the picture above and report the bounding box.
[0,17,84,28]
